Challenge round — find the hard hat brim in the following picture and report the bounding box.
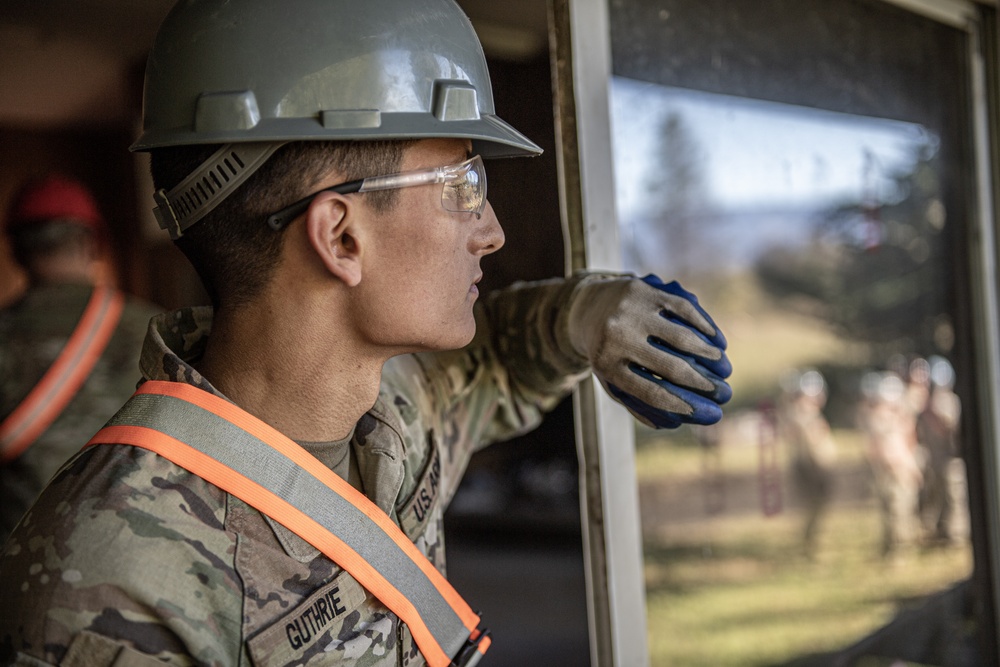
[131,113,542,159]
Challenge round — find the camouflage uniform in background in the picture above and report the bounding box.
[0,276,591,667]
[862,380,924,559]
[0,282,160,543]
[780,395,837,557]
[916,384,968,546]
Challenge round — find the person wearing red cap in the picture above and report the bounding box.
[5,174,107,283]
[0,173,162,543]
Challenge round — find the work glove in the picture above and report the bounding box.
[566,273,732,429]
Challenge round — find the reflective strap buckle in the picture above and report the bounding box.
[152,188,182,239]
[451,624,491,667]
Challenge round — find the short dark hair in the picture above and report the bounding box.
[8,222,93,270]
[150,140,412,309]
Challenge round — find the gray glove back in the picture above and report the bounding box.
[568,273,732,429]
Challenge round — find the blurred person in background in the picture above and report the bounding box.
[916,356,969,547]
[779,369,838,558]
[0,174,161,543]
[859,370,924,561]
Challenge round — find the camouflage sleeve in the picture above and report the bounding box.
[471,274,595,442]
[389,273,597,446]
[380,275,596,513]
[0,445,245,666]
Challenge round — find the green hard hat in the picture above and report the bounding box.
[131,0,541,159]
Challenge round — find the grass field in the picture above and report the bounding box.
[631,272,974,665]
[637,431,974,667]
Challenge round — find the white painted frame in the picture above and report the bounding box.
[550,0,650,664]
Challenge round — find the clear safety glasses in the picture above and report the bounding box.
[266,155,487,231]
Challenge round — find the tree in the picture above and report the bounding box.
[754,138,952,359]
[622,111,715,282]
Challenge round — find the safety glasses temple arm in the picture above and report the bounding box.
[265,179,365,231]
[358,169,446,192]
[265,162,459,231]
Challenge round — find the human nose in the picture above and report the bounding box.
[473,200,504,255]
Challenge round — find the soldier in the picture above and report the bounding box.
[0,1,732,665]
[916,356,968,546]
[860,371,924,561]
[779,369,837,558]
[0,174,161,543]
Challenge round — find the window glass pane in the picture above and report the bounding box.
[608,0,979,664]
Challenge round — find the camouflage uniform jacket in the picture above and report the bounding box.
[0,277,591,667]
[0,283,160,544]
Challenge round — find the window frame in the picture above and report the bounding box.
[550,0,1000,663]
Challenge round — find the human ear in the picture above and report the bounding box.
[305,192,362,287]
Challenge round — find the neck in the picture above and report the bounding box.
[197,293,385,442]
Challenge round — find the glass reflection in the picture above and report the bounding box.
[611,77,973,665]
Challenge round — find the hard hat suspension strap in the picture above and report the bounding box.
[152,142,283,239]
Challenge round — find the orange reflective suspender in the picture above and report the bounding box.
[0,286,125,463]
[86,380,491,667]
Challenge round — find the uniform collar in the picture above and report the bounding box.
[140,306,218,395]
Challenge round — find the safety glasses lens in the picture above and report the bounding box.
[442,156,486,216]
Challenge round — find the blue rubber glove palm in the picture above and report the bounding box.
[567,273,732,429]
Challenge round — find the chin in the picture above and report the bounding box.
[433,331,476,351]
[395,331,474,355]
[427,320,477,351]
